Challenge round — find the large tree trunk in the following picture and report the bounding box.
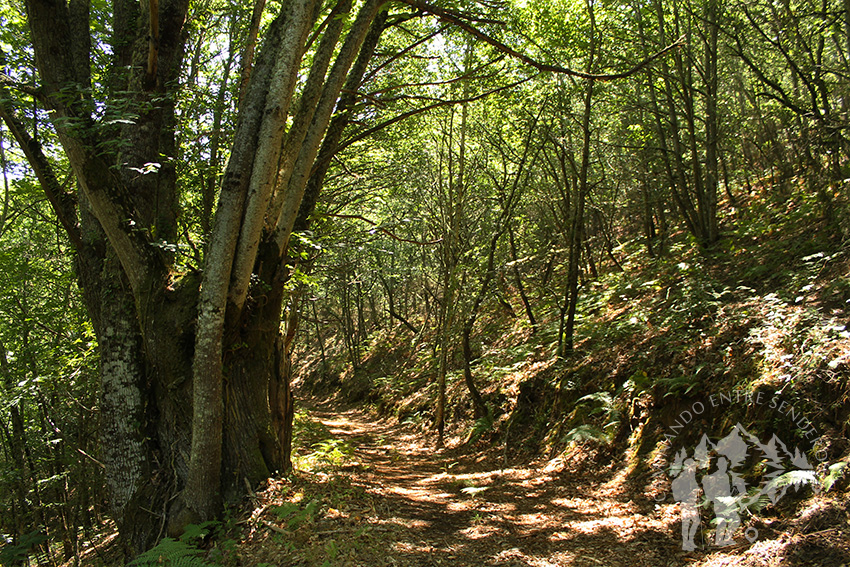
[222,290,289,496]
[17,0,386,554]
[96,264,159,554]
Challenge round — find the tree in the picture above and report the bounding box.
[634,0,724,247]
[3,0,688,555]
[726,0,850,225]
[3,0,388,554]
[0,160,102,561]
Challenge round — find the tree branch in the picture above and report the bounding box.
[326,213,442,245]
[227,0,345,314]
[238,0,267,106]
[367,55,505,100]
[0,74,44,101]
[363,24,449,84]
[145,0,160,89]
[396,0,684,80]
[24,0,162,299]
[338,75,535,152]
[269,0,384,256]
[0,92,82,249]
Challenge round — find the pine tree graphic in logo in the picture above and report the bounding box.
[671,424,818,550]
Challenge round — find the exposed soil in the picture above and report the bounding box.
[237,406,850,567]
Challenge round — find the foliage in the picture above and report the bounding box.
[562,424,613,446]
[270,499,321,531]
[0,530,48,567]
[466,410,495,444]
[822,461,848,492]
[304,439,356,471]
[126,538,216,567]
[125,519,242,567]
[728,470,820,518]
[292,411,355,472]
[0,162,100,560]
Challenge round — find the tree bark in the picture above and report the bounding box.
[18,0,387,554]
[704,0,720,245]
[562,0,597,356]
[507,222,537,330]
[184,0,320,523]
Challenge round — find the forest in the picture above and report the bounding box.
[0,0,848,564]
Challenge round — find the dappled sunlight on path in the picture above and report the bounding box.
[240,404,849,567]
[298,406,687,567]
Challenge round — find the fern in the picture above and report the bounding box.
[466,411,494,444]
[270,499,320,530]
[576,392,614,413]
[738,470,818,514]
[659,375,701,397]
[287,499,320,530]
[738,486,774,515]
[576,391,622,426]
[127,538,217,567]
[562,424,612,445]
[763,470,818,495]
[822,461,848,492]
[566,391,621,445]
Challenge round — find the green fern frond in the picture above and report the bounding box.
[467,411,495,444]
[127,538,216,567]
[739,487,774,514]
[577,392,614,410]
[562,424,612,445]
[764,470,818,492]
[822,461,848,492]
[738,470,818,514]
[0,530,48,567]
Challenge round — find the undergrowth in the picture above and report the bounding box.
[296,185,850,509]
[126,521,239,567]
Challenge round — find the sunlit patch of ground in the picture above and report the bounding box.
[228,406,850,567]
[72,402,848,566]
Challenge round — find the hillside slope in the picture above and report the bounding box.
[294,191,850,562]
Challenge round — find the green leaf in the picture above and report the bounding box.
[823,461,848,492]
[126,538,216,567]
[562,424,612,445]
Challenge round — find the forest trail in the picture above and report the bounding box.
[239,405,850,567]
[249,405,692,567]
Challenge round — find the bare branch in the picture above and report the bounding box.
[337,75,535,152]
[367,55,505,97]
[327,213,442,245]
[364,25,449,83]
[396,0,684,81]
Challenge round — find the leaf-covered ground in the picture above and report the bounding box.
[232,406,849,567]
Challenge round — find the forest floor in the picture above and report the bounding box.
[235,404,850,567]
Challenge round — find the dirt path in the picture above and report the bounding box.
[273,406,688,567]
[239,406,848,567]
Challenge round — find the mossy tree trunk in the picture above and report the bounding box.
[11,0,387,555]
